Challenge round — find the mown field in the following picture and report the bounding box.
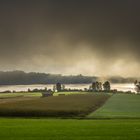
[0,118,140,140]
[0,93,110,117]
[88,94,140,118]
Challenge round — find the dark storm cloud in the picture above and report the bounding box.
[0,0,140,76]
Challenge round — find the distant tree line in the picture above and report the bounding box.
[0,71,138,85]
[0,71,96,85]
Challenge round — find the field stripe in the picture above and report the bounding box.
[88,94,140,118]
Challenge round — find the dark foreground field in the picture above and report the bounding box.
[0,94,110,117]
[0,118,140,140]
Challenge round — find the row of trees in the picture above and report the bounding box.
[90,81,111,91]
[54,81,111,92]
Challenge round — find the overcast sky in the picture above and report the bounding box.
[0,0,140,77]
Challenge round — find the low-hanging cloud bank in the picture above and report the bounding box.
[0,0,140,77]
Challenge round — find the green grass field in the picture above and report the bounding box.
[0,118,140,140]
[88,94,140,118]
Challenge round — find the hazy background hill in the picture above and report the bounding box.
[0,71,139,85]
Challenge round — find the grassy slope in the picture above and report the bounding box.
[88,94,140,118]
[0,94,110,117]
[0,118,140,140]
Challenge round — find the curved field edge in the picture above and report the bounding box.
[0,94,110,117]
[88,94,140,119]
